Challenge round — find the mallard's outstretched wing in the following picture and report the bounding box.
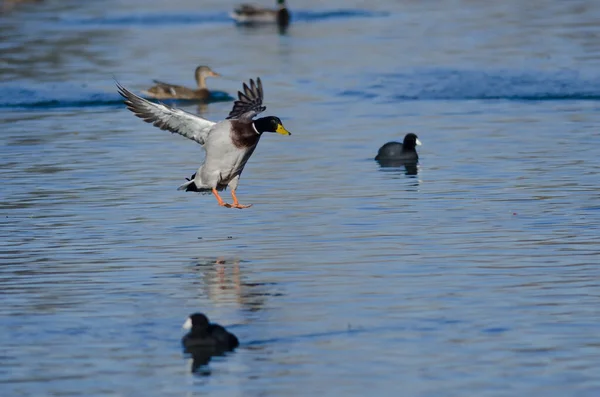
[226,78,266,122]
[117,82,215,145]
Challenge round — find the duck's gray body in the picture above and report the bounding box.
[187,121,261,193]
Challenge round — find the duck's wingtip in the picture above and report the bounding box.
[113,75,124,88]
[115,82,130,100]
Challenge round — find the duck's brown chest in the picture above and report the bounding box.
[230,120,261,149]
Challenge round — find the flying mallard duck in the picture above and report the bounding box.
[142,65,221,100]
[231,0,290,28]
[117,77,291,209]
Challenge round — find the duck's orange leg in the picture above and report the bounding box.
[230,189,252,209]
[212,188,231,207]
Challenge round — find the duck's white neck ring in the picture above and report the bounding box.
[251,122,260,135]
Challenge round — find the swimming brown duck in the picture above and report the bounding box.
[142,65,220,100]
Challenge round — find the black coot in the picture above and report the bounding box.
[182,313,239,351]
[375,133,421,165]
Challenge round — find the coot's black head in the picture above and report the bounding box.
[183,313,210,331]
[402,133,422,151]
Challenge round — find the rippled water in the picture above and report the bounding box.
[2,1,600,396]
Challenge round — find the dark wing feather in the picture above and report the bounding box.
[226,77,266,121]
[235,4,260,14]
[117,82,215,145]
[152,79,173,86]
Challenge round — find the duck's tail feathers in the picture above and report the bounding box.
[178,173,199,192]
[178,180,197,192]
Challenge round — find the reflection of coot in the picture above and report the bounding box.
[186,346,216,373]
[182,313,239,373]
[375,133,421,171]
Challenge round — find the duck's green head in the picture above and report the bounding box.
[254,116,291,136]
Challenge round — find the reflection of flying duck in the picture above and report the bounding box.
[231,0,291,29]
[195,258,279,312]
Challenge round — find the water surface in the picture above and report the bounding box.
[1,1,600,396]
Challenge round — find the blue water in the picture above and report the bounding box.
[0,85,233,109]
[63,10,388,27]
[1,1,600,396]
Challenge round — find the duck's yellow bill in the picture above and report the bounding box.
[276,123,291,136]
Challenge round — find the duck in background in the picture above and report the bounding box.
[142,65,221,100]
[231,0,291,30]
